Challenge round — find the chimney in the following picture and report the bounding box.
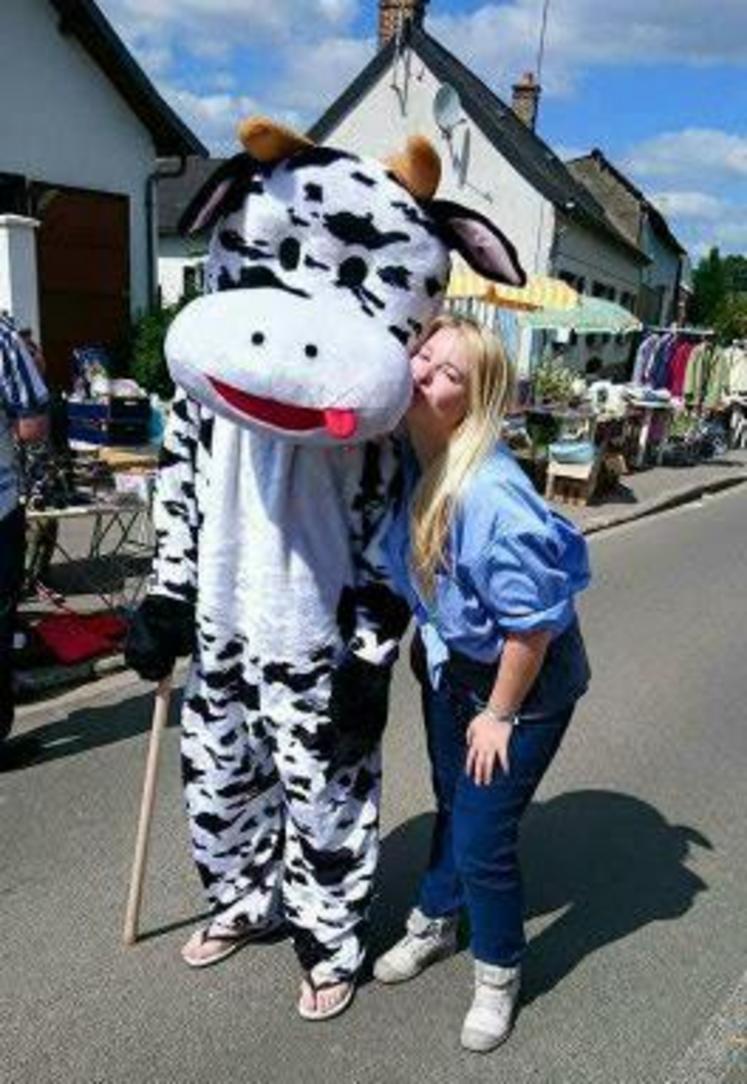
[511,71,541,129]
[378,0,428,49]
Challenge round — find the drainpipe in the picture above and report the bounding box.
[145,155,187,311]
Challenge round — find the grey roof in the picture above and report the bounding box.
[48,0,207,157]
[568,149,687,255]
[309,25,648,264]
[158,157,226,235]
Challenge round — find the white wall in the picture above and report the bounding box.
[319,53,556,373]
[0,216,40,337]
[158,234,207,306]
[0,0,158,316]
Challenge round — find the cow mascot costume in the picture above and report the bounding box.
[126,117,525,1020]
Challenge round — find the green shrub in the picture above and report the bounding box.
[129,300,192,399]
[532,359,575,405]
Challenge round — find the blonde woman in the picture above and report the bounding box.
[375,316,591,1052]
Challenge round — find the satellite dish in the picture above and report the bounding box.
[433,84,465,135]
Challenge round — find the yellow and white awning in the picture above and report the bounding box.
[447,256,579,312]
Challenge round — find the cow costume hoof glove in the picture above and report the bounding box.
[125,595,195,681]
[328,654,392,750]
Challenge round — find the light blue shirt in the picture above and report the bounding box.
[382,440,591,685]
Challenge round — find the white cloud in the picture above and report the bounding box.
[649,191,726,220]
[429,0,747,99]
[624,129,747,182]
[101,0,361,51]
[271,35,374,114]
[710,219,747,247]
[96,0,370,147]
[160,85,264,153]
[620,129,747,255]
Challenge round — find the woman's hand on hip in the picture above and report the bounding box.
[465,713,513,785]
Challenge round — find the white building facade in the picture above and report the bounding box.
[0,0,204,384]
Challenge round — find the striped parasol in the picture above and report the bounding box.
[517,295,642,334]
[447,256,579,311]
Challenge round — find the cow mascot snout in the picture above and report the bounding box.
[126,117,525,1003]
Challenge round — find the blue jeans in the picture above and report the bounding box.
[416,622,588,967]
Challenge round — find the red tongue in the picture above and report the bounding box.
[324,408,357,440]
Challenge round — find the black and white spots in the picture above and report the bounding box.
[181,626,381,983]
[166,147,451,442]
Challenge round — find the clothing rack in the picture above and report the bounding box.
[643,325,714,338]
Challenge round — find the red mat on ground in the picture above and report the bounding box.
[34,612,128,665]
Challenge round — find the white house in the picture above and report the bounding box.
[306,0,649,376]
[0,0,206,385]
[158,158,224,307]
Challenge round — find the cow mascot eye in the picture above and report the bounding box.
[279,237,301,272]
[337,257,368,289]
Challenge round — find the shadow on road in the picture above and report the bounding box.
[2,703,712,1005]
[1,686,183,772]
[371,790,711,1001]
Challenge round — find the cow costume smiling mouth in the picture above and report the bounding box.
[209,376,358,439]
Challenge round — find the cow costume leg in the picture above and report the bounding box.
[264,660,382,986]
[181,623,285,933]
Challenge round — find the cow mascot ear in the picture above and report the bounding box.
[427,199,527,287]
[385,135,442,201]
[384,137,525,285]
[179,117,315,235]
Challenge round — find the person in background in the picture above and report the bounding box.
[0,313,48,745]
[373,315,591,1053]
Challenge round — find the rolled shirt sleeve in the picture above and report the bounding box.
[470,516,590,636]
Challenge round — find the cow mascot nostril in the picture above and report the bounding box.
[126,115,525,1002]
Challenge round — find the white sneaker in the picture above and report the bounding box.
[460,961,521,1052]
[373,908,458,984]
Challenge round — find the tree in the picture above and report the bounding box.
[714,296,747,342]
[692,247,728,324]
[724,254,747,295]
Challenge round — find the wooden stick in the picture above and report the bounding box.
[123,675,173,946]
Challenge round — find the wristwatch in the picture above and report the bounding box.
[483,704,520,727]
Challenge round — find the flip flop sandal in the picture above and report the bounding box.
[297,976,356,1022]
[182,918,280,969]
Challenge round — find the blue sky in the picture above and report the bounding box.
[98,0,747,260]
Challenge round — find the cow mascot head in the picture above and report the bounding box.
[166,117,526,444]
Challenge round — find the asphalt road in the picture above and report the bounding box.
[2,485,747,1084]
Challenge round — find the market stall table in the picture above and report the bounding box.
[624,400,676,469]
[25,497,154,612]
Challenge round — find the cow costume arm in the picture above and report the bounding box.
[346,439,410,668]
[125,389,202,680]
[149,389,202,605]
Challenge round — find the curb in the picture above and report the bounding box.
[580,472,747,536]
[16,651,127,700]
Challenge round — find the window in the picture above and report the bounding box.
[183,262,206,298]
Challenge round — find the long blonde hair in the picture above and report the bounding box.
[410,314,515,596]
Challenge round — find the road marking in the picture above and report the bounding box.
[663,969,747,1083]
